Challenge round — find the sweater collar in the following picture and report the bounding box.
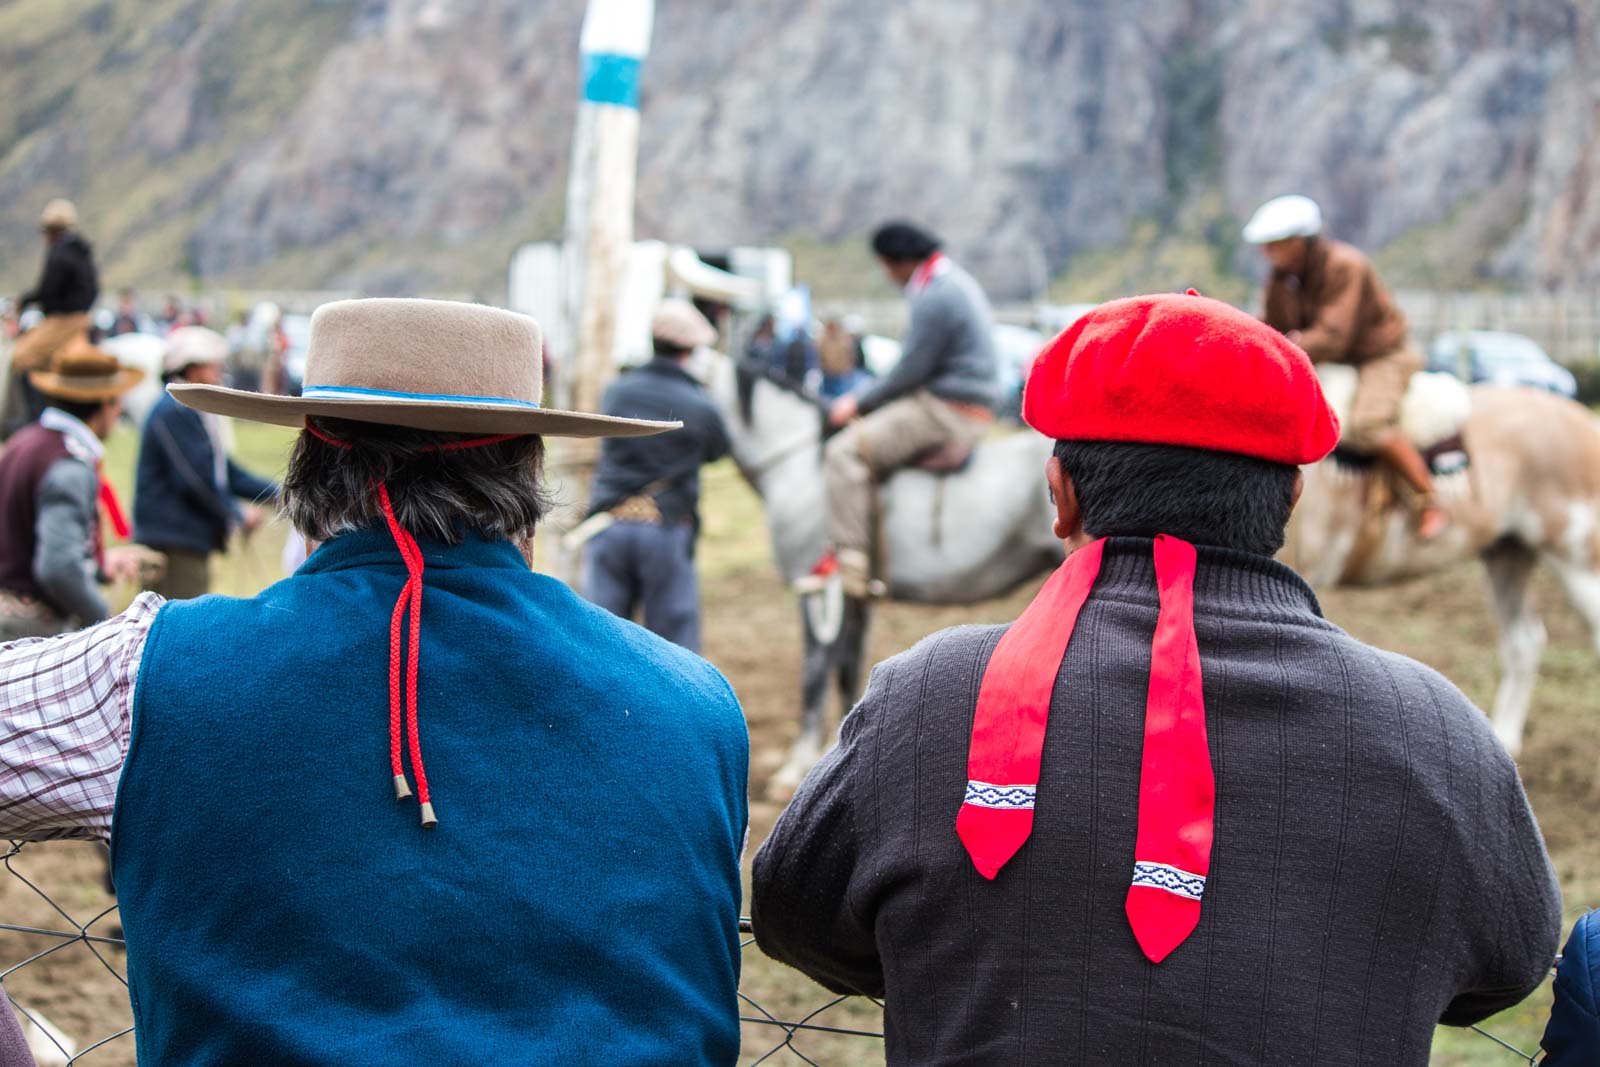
[297,525,530,576]
[640,357,700,386]
[40,407,104,464]
[1088,536,1322,621]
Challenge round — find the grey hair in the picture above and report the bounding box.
[282,417,552,544]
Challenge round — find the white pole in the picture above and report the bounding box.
[561,0,654,415]
[547,0,654,581]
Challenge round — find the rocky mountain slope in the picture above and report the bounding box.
[0,0,1593,300]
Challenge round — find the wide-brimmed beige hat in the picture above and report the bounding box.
[651,299,717,350]
[30,338,144,402]
[39,199,78,231]
[170,298,678,438]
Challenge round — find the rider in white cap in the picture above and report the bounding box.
[1242,195,1446,538]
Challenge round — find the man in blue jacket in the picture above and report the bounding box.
[134,326,277,598]
[582,300,730,652]
[0,298,749,1064]
[1543,910,1600,1064]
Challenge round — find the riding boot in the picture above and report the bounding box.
[1378,433,1449,538]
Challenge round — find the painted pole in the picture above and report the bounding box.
[547,0,653,581]
[561,0,654,415]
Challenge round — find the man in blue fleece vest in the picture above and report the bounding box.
[0,298,750,1065]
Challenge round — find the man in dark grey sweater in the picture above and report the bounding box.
[815,221,998,596]
[753,293,1561,1065]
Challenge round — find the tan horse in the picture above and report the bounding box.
[1284,381,1600,756]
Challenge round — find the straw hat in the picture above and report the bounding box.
[170,298,677,438]
[163,326,229,375]
[651,299,717,351]
[29,338,145,402]
[39,199,78,231]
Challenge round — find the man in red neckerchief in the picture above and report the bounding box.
[752,292,1559,1065]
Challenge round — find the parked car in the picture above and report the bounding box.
[1427,330,1577,398]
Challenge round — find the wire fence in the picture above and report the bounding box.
[0,839,1551,1065]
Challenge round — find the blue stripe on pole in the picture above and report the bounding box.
[582,52,642,108]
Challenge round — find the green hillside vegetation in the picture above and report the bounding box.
[0,0,353,293]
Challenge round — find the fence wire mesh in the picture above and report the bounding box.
[0,840,1549,1065]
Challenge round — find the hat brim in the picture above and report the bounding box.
[29,367,145,402]
[167,383,679,439]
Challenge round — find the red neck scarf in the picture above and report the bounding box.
[955,536,1215,963]
[305,420,523,828]
[907,251,949,295]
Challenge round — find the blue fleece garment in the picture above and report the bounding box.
[112,527,748,1065]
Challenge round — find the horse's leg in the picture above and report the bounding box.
[835,597,871,725]
[770,597,832,796]
[1482,540,1545,757]
[1544,553,1600,651]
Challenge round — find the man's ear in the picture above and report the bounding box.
[1290,469,1304,513]
[1046,455,1084,544]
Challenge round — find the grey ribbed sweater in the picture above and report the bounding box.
[752,538,1561,1065]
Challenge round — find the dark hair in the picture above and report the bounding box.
[871,221,941,263]
[1053,440,1299,556]
[653,338,690,359]
[50,397,109,422]
[283,417,551,544]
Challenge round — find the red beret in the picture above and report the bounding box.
[1022,291,1340,466]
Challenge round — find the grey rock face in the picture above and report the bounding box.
[3,0,1595,296]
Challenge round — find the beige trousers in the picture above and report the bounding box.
[823,390,988,570]
[1344,342,1423,451]
[11,312,89,372]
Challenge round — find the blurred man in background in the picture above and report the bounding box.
[0,343,148,640]
[582,300,730,652]
[109,288,150,337]
[8,199,100,437]
[134,326,277,600]
[1244,194,1446,538]
[813,221,997,597]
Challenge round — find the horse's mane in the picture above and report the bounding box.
[733,357,834,439]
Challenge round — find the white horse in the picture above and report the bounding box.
[1287,367,1600,756]
[702,353,1061,788]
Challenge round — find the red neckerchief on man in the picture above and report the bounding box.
[906,251,950,296]
[956,290,1340,963]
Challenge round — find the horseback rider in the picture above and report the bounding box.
[1244,195,1448,539]
[813,221,998,597]
[8,199,101,437]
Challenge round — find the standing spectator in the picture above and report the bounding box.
[133,327,277,600]
[754,293,1561,1064]
[0,298,747,1063]
[582,300,730,652]
[154,294,185,335]
[8,200,100,437]
[817,316,872,402]
[109,288,148,336]
[746,314,779,372]
[1542,910,1600,1065]
[0,342,149,640]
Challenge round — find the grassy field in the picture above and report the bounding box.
[0,418,1590,1064]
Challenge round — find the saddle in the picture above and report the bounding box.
[1318,364,1472,473]
[912,438,977,474]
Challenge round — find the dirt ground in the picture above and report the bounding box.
[2,453,1596,1065]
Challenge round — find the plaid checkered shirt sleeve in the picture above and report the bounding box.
[0,592,162,843]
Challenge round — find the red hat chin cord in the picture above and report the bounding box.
[305,420,523,828]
